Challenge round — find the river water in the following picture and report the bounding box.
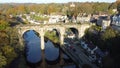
[23,30,77,68]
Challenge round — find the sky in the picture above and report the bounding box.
[0,0,116,3]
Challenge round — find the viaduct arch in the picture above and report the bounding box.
[16,24,91,50]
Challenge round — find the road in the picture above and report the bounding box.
[62,38,98,68]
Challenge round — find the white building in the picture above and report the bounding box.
[70,2,75,8]
[96,16,111,30]
[30,12,35,15]
[48,17,59,24]
[112,14,120,26]
[112,9,117,13]
[80,41,98,55]
[48,15,67,24]
[67,34,75,39]
[102,20,110,30]
[77,15,91,23]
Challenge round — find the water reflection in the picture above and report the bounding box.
[23,30,77,68]
[24,30,41,63]
[45,40,59,62]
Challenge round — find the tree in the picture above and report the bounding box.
[0,20,9,30]
[47,4,58,14]
[102,55,114,68]
[101,27,117,41]
[92,2,109,14]
[116,0,120,13]
[0,30,9,46]
[0,52,7,68]
[78,2,93,14]
[84,25,102,44]
[101,27,120,58]
[15,5,27,14]
[45,31,59,43]
[1,45,17,64]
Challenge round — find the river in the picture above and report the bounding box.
[23,30,77,68]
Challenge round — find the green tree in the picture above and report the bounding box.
[45,31,59,43]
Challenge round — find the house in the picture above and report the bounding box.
[102,20,110,30]
[30,12,35,15]
[80,41,88,49]
[48,15,67,24]
[67,34,75,39]
[80,40,105,64]
[80,40,99,55]
[112,9,117,13]
[94,48,105,57]
[86,42,98,54]
[110,0,120,31]
[48,17,59,24]
[111,14,120,26]
[96,16,111,31]
[77,14,91,23]
[112,25,120,32]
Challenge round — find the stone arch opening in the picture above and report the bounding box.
[44,28,60,44]
[22,30,41,47]
[23,30,40,39]
[52,29,60,37]
[22,30,31,39]
[21,30,42,50]
[22,30,42,63]
[65,27,79,39]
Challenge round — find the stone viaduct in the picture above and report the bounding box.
[16,23,91,50]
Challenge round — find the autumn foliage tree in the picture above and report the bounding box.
[0,52,7,68]
[0,2,111,15]
[0,13,19,68]
[1,45,17,64]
